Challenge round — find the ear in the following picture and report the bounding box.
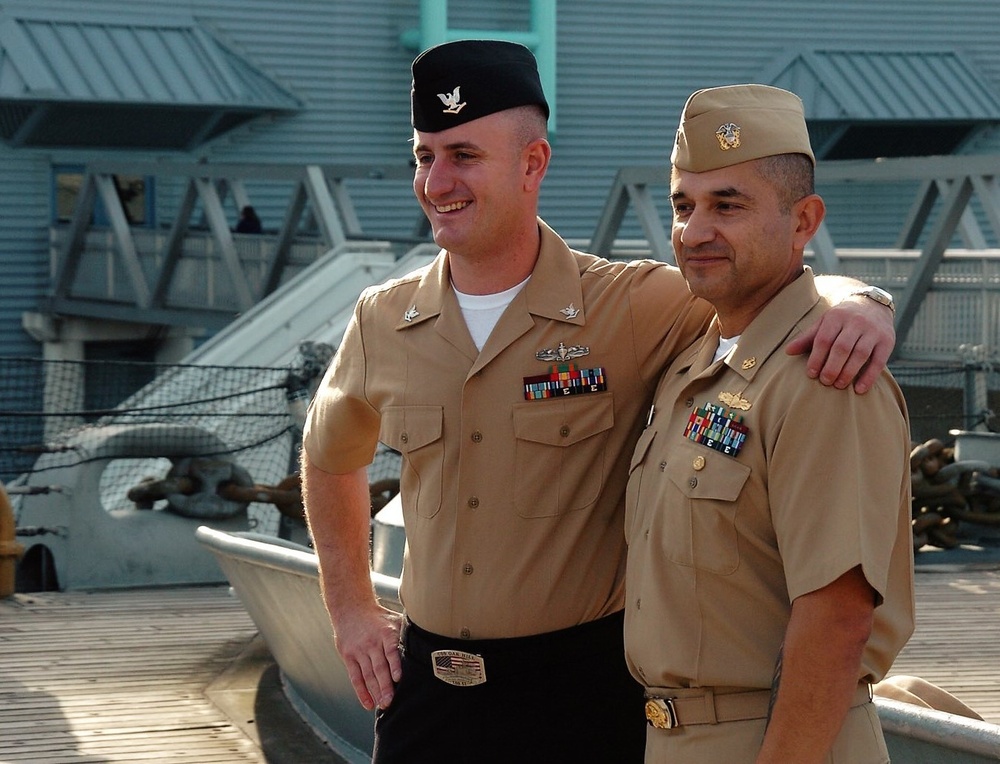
[523,138,551,192]
[791,193,826,252]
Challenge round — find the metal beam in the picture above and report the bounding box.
[94,174,150,308]
[304,166,347,248]
[151,178,200,308]
[194,178,255,311]
[53,173,99,300]
[628,184,672,263]
[894,177,975,355]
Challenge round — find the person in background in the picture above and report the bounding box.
[624,84,914,763]
[235,205,262,233]
[302,43,897,764]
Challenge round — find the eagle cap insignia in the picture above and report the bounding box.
[715,122,741,151]
[560,303,580,319]
[437,86,466,114]
[535,342,590,362]
[718,391,752,410]
[403,305,419,322]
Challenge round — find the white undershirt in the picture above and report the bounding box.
[714,334,741,364]
[453,277,530,350]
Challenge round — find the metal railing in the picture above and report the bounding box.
[588,155,1000,362]
[48,162,423,329]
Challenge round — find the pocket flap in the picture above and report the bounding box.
[665,446,750,501]
[380,405,443,452]
[513,395,614,447]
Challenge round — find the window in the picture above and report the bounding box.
[53,165,155,227]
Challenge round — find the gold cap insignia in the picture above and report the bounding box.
[715,122,741,151]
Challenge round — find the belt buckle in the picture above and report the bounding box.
[645,697,678,730]
[430,649,487,687]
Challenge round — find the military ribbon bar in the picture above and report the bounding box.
[523,366,607,400]
[684,401,749,456]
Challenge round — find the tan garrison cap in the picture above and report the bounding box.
[671,84,815,172]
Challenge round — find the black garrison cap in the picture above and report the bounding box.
[411,39,549,132]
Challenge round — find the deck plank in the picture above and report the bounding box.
[1,568,998,762]
[885,566,1000,724]
[0,586,264,763]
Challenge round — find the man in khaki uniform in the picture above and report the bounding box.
[302,43,897,763]
[624,84,914,763]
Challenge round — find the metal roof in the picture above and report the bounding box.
[0,6,301,149]
[762,49,1000,122]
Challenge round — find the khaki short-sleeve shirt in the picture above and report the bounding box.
[304,220,712,638]
[625,269,915,690]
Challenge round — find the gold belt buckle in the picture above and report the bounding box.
[430,649,487,687]
[645,697,678,729]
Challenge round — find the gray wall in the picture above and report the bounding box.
[2,0,1000,357]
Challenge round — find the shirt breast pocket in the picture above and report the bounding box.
[512,394,615,518]
[380,405,443,518]
[664,443,751,574]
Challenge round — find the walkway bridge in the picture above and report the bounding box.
[591,154,1000,363]
[47,161,428,332]
[46,155,1000,364]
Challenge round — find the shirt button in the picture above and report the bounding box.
[693,455,706,471]
[462,563,474,575]
[400,432,408,444]
[635,598,641,610]
[659,461,667,472]
[688,477,698,489]
[460,628,471,639]
[471,431,483,443]
[685,397,694,408]
[468,496,480,509]
[560,425,570,437]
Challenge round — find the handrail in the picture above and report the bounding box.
[587,155,1000,359]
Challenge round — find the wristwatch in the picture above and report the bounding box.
[851,285,895,314]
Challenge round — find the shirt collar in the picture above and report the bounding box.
[395,218,587,331]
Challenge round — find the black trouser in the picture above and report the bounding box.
[372,611,646,764]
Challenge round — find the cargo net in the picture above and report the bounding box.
[0,343,401,536]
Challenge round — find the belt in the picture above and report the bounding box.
[644,682,873,730]
[402,611,626,688]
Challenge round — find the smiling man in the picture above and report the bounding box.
[624,85,915,764]
[301,45,899,764]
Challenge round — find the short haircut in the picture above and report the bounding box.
[754,153,815,211]
[507,104,549,149]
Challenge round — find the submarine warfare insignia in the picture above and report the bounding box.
[718,391,752,411]
[684,401,749,457]
[535,342,589,362]
[526,343,605,400]
[560,303,580,319]
[403,305,419,322]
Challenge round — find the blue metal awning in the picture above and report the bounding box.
[0,6,302,150]
[761,48,1000,122]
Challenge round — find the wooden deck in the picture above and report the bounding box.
[1,568,999,762]
[886,565,1000,724]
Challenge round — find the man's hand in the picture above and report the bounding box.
[331,605,404,711]
[301,459,403,710]
[786,296,894,394]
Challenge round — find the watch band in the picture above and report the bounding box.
[851,285,895,314]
